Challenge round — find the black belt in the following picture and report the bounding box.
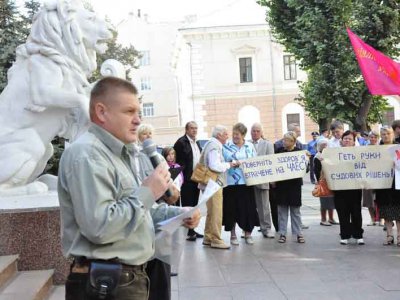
[72,257,147,272]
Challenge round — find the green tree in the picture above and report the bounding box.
[258,0,400,131]
[0,0,25,91]
[0,0,40,92]
[21,0,40,35]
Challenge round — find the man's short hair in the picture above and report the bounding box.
[212,125,227,138]
[330,120,344,131]
[89,77,138,119]
[91,77,137,101]
[391,119,400,131]
[185,121,197,131]
[251,122,263,132]
[287,123,299,131]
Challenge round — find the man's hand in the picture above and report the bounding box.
[163,183,180,205]
[142,164,171,200]
[182,208,201,229]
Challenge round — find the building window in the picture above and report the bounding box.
[140,77,151,91]
[140,51,150,66]
[283,55,297,80]
[286,113,300,130]
[382,106,395,126]
[143,103,154,117]
[239,57,253,83]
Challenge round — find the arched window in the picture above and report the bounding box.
[281,102,305,143]
[238,105,260,139]
[382,97,400,125]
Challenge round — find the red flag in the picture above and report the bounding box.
[347,28,400,95]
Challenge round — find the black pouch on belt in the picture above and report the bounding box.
[85,261,122,299]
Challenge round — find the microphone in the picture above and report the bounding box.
[142,139,172,197]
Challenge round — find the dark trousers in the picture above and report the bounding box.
[222,185,259,232]
[269,187,279,231]
[181,180,200,235]
[65,265,149,300]
[309,155,316,183]
[334,190,363,239]
[146,259,171,300]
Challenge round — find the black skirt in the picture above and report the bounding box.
[222,185,259,232]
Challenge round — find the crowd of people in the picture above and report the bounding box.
[166,118,400,249]
[58,77,400,300]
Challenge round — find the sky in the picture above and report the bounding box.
[15,0,245,24]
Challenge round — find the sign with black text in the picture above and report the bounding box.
[321,145,394,190]
[240,151,308,185]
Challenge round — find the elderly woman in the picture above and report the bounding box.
[334,130,364,245]
[313,138,338,226]
[138,123,154,145]
[275,131,305,243]
[222,123,258,245]
[363,130,380,226]
[376,126,400,245]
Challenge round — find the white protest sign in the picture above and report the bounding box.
[321,145,394,190]
[240,150,308,185]
[388,145,400,190]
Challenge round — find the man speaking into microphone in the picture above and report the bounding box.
[58,77,200,300]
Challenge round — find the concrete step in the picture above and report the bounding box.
[46,285,64,300]
[0,255,18,289]
[0,269,54,300]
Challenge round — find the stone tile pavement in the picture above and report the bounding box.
[172,180,400,300]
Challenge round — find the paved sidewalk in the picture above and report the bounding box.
[172,181,400,300]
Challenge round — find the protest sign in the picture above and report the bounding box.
[388,145,400,190]
[240,150,308,185]
[321,145,394,190]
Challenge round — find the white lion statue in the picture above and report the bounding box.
[0,0,112,196]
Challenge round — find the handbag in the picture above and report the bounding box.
[191,162,218,185]
[312,172,333,197]
[190,142,219,184]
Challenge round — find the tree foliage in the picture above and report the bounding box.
[0,0,29,91]
[258,0,400,130]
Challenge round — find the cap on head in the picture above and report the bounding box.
[311,131,319,136]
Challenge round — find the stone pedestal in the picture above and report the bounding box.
[0,193,70,284]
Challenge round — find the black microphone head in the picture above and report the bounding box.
[142,139,158,157]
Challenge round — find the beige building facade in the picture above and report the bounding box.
[117,1,400,146]
[172,0,319,144]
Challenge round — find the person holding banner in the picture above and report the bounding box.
[375,126,400,246]
[223,123,259,245]
[334,130,364,245]
[275,131,305,244]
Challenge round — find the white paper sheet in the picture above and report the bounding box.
[154,179,221,266]
[388,145,400,190]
